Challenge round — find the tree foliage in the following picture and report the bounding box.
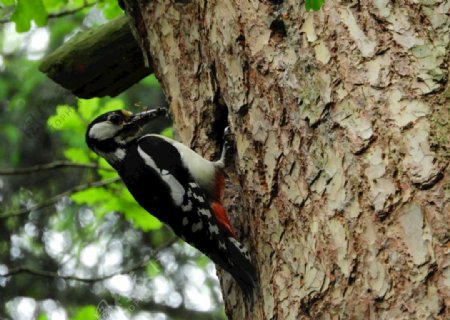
[2,0,122,32]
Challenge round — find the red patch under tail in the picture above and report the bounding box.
[210,201,235,237]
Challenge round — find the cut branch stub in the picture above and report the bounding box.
[39,15,151,99]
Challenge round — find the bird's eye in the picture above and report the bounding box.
[108,114,122,125]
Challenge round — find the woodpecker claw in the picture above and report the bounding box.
[219,126,234,167]
[156,107,170,119]
[223,126,233,141]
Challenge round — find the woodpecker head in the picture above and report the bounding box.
[86,108,166,160]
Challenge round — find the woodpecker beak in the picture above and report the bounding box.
[128,108,168,128]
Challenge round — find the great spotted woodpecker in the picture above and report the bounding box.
[85,108,258,300]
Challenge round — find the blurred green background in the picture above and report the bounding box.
[0,1,226,319]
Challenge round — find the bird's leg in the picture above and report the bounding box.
[218,126,234,168]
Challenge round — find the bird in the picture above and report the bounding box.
[85,108,258,301]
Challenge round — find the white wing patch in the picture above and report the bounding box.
[187,184,206,203]
[192,221,203,233]
[89,122,121,141]
[181,200,193,212]
[142,135,218,194]
[229,237,250,259]
[138,146,185,206]
[208,223,219,235]
[199,208,212,218]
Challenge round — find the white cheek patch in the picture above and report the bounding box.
[89,122,121,141]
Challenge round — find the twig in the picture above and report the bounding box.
[0,160,114,175]
[0,237,178,281]
[0,177,121,219]
[48,1,96,19]
[0,1,96,24]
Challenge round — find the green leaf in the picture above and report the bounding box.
[0,0,15,6]
[42,0,65,11]
[71,183,161,231]
[196,255,210,268]
[63,147,91,163]
[102,98,125,114]
[37,314,48,320]
[101,1,122,20]
[146,260,162,277]
[78,97,124,121]
[305,0,324,11]
[160,127,173,138]
[47,104,86,148]
[71,305,98,320]
[77,98,100,120]
[48,19,78,48]
[1,124,20,144]
[98,157,117,179]
[1,124,20,165]
[141,74,160,88]
[117,188,162,231]
[71,188,113,208]
[47,105,78,131]
[11,0,48,32]
[125,206,162,231]
[0,78,9,100]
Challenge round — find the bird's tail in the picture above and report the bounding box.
[223,236,259,304]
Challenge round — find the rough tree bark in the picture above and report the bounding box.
[123,0,449,319]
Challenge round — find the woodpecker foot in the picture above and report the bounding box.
[219,126,234,167]
[224,126,233,141]
[155,107,170,119]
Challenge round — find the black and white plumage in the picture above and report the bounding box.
[85,109,258,300]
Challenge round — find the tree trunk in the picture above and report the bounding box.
[124,0,449,319]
